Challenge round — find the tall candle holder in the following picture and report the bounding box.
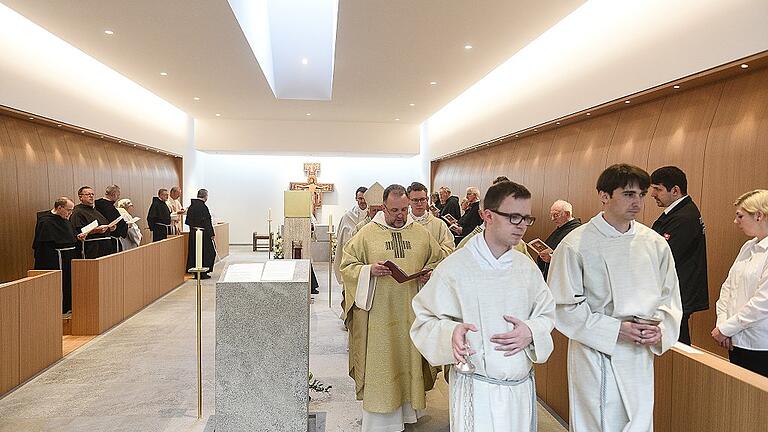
[187,264,209,419]
[267,217,273,259]
[328,225,335,308]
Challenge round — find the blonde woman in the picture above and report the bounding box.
[712,189,768,377]
[116,198,142,250]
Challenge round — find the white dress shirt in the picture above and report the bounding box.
[716,236,768,350]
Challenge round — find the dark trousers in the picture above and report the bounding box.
[678,312,692,345]
[310,265,319,292]
[729,346,768,378]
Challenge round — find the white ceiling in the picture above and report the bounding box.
[2,0,584,125]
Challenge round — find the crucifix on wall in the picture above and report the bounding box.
[289,163,334,214]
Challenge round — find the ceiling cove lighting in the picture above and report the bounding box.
[409,103,415,107]
[305,113,311,116]
[673,85,681,89]
[193,96,200,101]
[160,72,168,76]
[215,113,221,117]
[104,30,114,35]
[228,0,339,101]
[429,81,438,86]
[741,63,749,69]
[464,44,473,50]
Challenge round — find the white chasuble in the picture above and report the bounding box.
[410,210,455,260]
[334,205,368,284]
[411,232,555,431]
[339,211,444,432]
[547,214,682,432]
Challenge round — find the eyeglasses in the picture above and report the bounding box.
[410,198,428,203]
[79,193,95,196]
[489,209,536,226]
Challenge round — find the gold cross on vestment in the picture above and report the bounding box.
[289,163,334,213]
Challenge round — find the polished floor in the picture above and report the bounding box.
[0,246,567,431]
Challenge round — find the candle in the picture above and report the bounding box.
[328,214,333,229]
[195,228,203,269]
[268,208,272,220]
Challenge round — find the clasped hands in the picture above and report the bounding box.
[618,321,661,345]
[710,327,732,350]
[451,315,533,364]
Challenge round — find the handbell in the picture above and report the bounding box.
[455,353,476,375]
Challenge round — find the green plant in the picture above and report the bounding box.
[308,371,332,393]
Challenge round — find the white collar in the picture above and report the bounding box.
[592,212,636,237]
[409,209,430,223]
[351,205,367,218]
[371,210,413,230]
[466,230,519,270]
[663,195,688,214]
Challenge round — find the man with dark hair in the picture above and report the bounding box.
[407,182,454,259]
[334,185,371,317]
[186,189,216,279]
[340,183,443,432]
[455,177,534,260]
[412,180,554,430]
[95,184,128,251]
[650,166,708,345]
[33,197,86,313]
[548,163,682,432]
[147,188,172,242]
[71,185,116,258]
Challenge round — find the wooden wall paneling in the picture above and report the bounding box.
[544,331,570,421]
[0,283,20,394]
[504,139,532,185]
[122,247,144,318]
[646,81,723,223]
[71,259,100,335]
[138,152,156,233]
[539,125,581,238]
[518,132,556,242]
[605,99,664,226]
[85,137,113,195]
[4,117,51,276]
[105,143,131,199]
[18,272,62,382]
[63,133,96,193]
[98,254,124,333]
[653,351,674,432]
[37,125,75,204]
[566,113,620,223]
[0,117,24,282]
[143,243,160,305]
[699,67,768,355]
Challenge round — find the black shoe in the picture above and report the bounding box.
[311,288,319,294]
[200,273,211,280]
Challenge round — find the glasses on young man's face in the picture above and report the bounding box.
[489,209,536,226]
[410,197,428,204]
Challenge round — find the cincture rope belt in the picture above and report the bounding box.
[453,368,537,432]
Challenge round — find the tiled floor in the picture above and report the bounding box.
[0,246,567,432]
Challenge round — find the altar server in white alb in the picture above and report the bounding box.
[547,164,682,432]
[411,180,555,431]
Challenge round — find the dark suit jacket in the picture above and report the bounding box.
[651,196,709,315]
[537,218,582,279]
[457,201,482,235]
[439,196,461,225]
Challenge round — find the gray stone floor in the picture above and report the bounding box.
[0,246,567,432]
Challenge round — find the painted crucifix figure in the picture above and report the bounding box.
[289,163,334,214]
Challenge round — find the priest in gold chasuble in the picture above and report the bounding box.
[340,184,443,432]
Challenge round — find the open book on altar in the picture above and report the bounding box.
[383,260,431,283]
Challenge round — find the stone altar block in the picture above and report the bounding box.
[215,259,311,432]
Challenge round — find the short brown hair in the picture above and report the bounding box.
[482,181,531,210]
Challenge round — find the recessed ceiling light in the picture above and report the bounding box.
[104,30,114,35]
[133,144,136,147]
[29,117,34,120]
[464,44,473,50]
[409,103,415,107]
[305,113,311,116]
[156,150,160,153]
[301,58,309,65]
[740,63,749,69]
[429,81,438,86]
[586,113,591,116]
[215,113,221,117]
[160,72,168,76]
[100,135,104,138]
[534,129,538,132]
[556,122,561,125]
[394,118,400,121]
[56,124,61,127]
[118,140,122,143]
[515,134,519,138]
[80,130,85,133]
[193,96,200,101]
[673,85,681,89]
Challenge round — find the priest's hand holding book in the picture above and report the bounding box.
[452,323,478,364]
[371,261,393,277]
[490,315,533,356]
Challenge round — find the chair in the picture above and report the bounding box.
[253,232,273,252]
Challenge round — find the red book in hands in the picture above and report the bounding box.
[383,260,431,283]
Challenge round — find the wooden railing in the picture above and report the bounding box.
[0,270,62,396]
[70,235,186,335]
[535,331,768,431]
